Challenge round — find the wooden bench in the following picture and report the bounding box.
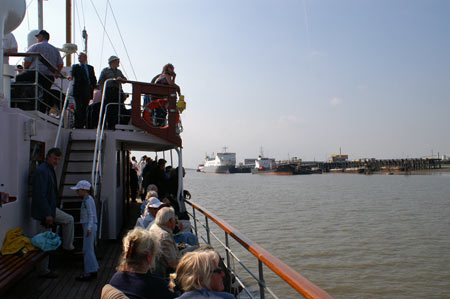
[0,250,48,295]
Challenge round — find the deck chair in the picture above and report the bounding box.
[101,284,129,299]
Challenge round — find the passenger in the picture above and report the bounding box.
[31,147,75,278]
[167,167,191,220]
[150,159,168,199]
[169,250,235,299]
[135,196,162,229]
[130,158,139,203]
[109,228,175,299]
[151,63,181,96]
[16,30,63,113]
[141,197,197,247]
[70,52,97,128]
[97,55,127,129]
[150,63,181,126]
[140,189,158,216]
[149,207,182,278]
[86,85,102,129]
[141,157,156,200]
[71,180,99,281]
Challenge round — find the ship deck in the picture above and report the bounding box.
[2,201,141,299]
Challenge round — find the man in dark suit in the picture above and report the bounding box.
[71,52,97,128]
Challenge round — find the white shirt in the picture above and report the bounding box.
[3,33,18,64]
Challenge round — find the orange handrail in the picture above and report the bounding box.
[185,199,334,299]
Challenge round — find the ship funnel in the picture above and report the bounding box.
[0,0,26,103]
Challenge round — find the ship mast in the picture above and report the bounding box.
[66,0,72,66]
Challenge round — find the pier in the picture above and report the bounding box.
[302,158,445,174]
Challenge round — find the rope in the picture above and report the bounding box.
[107,1,138,80]
[98,0,109,73]
[88,0,129,78]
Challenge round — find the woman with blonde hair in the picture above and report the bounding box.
[170,250,234,299]
[109,228,175,298]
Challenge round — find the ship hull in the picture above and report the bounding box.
[203,165,236,173]
[252,164,313,175]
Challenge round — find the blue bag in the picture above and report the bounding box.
[31,231,62,251]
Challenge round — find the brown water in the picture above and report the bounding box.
[184,171,450,298]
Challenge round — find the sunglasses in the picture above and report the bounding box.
[212,268,224,274]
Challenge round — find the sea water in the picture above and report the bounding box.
[184,171,450,299]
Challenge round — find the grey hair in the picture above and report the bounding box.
[146,184,158,192]
[155,207,175,226]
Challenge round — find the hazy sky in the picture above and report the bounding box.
[11,0,450,167]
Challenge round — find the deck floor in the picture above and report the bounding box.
[3,201,140,299]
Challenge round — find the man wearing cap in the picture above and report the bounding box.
[16,30,63,113]
[70,52,97,128]
[97,55,127,129]
[136,196,162,229]
[31,147,75,278]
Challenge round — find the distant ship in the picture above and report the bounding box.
[251,156,312,175]
[203,149,236,173]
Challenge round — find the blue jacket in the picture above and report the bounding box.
[80,195,97,231]
[31,162,58,222]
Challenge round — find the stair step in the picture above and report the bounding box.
[70,149,94,153]
[65,171,91,174]
[71,139,96,143]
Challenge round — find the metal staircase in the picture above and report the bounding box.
[58,133,103,251]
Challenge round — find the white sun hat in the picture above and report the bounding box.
[70,180,92,190]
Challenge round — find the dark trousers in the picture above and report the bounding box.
[104,87,121,130]
[73,87,93,128]
[15,70,55,113]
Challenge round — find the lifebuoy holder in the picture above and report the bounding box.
[142,98,179,128]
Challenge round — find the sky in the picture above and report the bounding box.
[10,0,450,168]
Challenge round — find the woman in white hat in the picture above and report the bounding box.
[71,180,99,281]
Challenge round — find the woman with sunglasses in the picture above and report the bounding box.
[169,250,235,299]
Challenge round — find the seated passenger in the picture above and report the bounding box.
[109,228,175,299]
[140,189,158,215]
[135,196,162,229]
[149,207,182,278]
[169,250,235,299]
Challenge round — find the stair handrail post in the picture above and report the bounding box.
[175,147,186,213]
[94,102,111,193]
[91,78,115,191]
[54,86,72,148]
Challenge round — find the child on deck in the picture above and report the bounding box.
[71,180,99,281]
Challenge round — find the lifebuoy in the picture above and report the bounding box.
[143,98,179,127]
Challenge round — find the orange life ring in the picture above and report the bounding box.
[143,99,179,127]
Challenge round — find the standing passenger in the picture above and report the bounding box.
[71,180,99,281]
[70,52,97,128]
[16,30,63,113]
[97,55,127,129]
